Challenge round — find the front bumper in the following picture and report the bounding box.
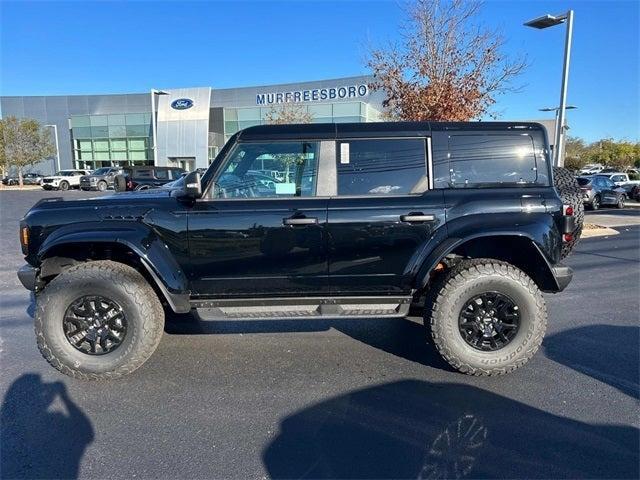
[17,264,38,291]
[551,265,573,292]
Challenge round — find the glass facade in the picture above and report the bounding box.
[222,102,380,139]
[70,113,153,169]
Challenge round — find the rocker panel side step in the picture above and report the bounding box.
[193,296,412,321]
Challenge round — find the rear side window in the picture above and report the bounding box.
[336,138,427,196]
[577,178,590,186]
[448,134,538,187]
[155,169,169,180]
[133,169,153,179]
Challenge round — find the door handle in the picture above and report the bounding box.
[283,217,318,226]
[400,213,435,223]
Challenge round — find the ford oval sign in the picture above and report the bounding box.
[171,98,194,110]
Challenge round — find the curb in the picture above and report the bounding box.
[581,225,620,238]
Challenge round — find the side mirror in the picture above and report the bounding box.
[114,174,127,192]
[182,171,202,199]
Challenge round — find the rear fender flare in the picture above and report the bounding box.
[415,231,560,292]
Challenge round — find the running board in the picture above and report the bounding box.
[192,296,412,321]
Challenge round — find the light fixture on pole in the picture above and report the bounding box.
[45,124,60,173]
[538,105,577,152]
[150,89,170,165]
[525,10,574,167]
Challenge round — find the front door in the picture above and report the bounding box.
[327,137,446,295]
[188,139,329,297]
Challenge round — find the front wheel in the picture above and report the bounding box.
[426,259,547,376]
[58,180,69,191]
[617,195,626,209]
[97,181,107,192]
[591,195,600,210]
[34,260,165,380]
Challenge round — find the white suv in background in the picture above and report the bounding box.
[41,169,92,190]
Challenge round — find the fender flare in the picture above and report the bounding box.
[38,223,191,313]
[415,231,560,292]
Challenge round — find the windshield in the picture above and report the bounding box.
[56,171,76,177]
[92,168,111,175]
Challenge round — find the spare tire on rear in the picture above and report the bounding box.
[552,166,584,259]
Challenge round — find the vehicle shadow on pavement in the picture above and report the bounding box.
[262,380,639,479]
[0,374,94,479]
[544,325,640,399]
[164,312,455,372]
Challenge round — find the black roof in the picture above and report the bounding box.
[237,121,547,141]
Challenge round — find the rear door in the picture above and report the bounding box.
[326,136,446,295]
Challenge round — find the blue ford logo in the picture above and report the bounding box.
[171,98,194,110]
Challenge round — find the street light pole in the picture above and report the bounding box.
[45,124,60,172]
[555,10,574,168]
[150,89,169,166]
[539,105,577,152]
[525,10,575,167]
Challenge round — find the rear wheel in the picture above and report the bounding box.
[34,260,165,380]
[426,259,547,376]
[552,167,584,258]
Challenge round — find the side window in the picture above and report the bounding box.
[134,169,153,179]
[611,175,624,183]
[155,169,169,180]
[448,134,538,187]
[214,141,318,198]
[336,138,427,196]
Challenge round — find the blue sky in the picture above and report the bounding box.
[1,0,638,142]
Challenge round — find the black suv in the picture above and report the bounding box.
[114,166,185,191]
[17,122,580,380]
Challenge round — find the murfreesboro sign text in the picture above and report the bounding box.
[256,84,369,105]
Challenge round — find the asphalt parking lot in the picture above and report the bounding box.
[1,189,638,479]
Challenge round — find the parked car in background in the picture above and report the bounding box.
[578,164,604,175]
[594,172,640,195]
[577,175,627,209]
[80,167,124,191]
[2,172,44,186]
[41,169,92,190]
[114,166,185,191]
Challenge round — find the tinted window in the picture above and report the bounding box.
[215,141,318,198]
[448,134,537,187]
[577,178,590,186]
[336,139,427,196]
[155,169,169,180]
[133,169,154,179]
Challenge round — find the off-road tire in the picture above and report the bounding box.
[426,259,547,376]
[552,166,583,258]
[34,260,165,380]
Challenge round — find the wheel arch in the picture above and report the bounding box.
[38,231,190,313]
[416,233,560,293]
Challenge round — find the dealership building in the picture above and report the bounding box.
[0,75,385,175]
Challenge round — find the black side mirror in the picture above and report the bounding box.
[182,171,202,199]
[114,174,127,192]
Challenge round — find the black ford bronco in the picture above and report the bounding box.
[17,122,583,380]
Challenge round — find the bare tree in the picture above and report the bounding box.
[264,103,313,125]
[367,0,527,121]
[1,116,55,187]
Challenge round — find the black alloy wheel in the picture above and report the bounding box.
[63,295,127,355]
[458,292,520,352]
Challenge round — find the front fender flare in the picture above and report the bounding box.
[38,222,191,313]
